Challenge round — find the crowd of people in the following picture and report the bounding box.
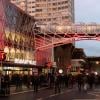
[0,71,100,96]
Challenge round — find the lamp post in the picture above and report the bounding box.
[96,61,99,65]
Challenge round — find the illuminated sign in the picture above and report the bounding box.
[14,59,36,65]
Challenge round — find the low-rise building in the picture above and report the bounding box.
[71,48,86,74]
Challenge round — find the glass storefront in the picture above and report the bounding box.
[2,66,32,75]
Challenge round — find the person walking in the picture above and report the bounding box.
[54,73,62,93]
[77,73,83,91]
[83,74,88,92]
[33,74,39,92]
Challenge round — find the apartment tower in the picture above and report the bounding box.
[11,0,74,25]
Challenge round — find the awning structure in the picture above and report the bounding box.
[0,61,44,68]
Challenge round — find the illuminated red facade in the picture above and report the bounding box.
[35,38,52,66]
[0,0,5,50]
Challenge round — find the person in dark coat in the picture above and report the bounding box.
[33,74,39,92]
[54,73,62,93]
[88,73,95,90]
[77,73,83,91]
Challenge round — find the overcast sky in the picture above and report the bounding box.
[75,0,100,56]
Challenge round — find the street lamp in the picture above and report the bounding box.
[96,61,99,64]
[94,71,98,75]
[58,69,63,74]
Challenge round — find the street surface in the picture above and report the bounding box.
[1,87,100,100]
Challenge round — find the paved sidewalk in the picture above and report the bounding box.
[10,85,47,95]
[10,85,32,93]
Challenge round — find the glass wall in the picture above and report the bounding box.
[0,0,37,74]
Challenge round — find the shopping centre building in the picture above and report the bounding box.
[0,0,38,75]
[0,0,74,73]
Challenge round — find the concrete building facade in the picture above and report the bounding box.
[54,43,73,73]
[11,0,74,25]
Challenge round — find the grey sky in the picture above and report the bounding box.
[75,0,100,56]
[75,0,100,23]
